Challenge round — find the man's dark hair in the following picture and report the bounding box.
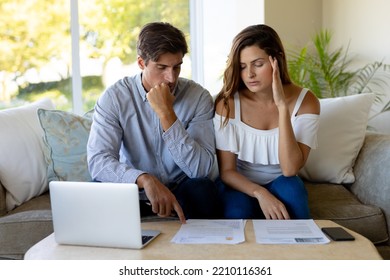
[137,22,188,65]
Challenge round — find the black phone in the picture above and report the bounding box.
[321,227,355,241]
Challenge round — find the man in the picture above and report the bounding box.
[87,22,219,223]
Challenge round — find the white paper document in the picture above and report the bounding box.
[253,219,330,244]
[171,219,246,244]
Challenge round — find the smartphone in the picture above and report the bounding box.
[321,227,355,241]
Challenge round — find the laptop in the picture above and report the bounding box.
[49,181,160,249]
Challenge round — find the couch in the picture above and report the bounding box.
[0,93,389,260]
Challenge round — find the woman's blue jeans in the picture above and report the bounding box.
[215,175,311,219]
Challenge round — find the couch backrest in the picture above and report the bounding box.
[0,181,6,216]
[351,132,390,245]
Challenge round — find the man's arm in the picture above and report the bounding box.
[147,82,216,178]
[87,81,186,223]
[87,90,144,183]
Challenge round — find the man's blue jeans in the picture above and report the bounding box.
[140,177,220,219]
[215,175,311,219]
[173,177,221,219]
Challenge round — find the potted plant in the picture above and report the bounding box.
[287,29,390,115]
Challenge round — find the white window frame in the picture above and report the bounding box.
[189,0,204,86]
[70,0,83,115]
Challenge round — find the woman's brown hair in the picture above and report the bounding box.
[215,24,291,126]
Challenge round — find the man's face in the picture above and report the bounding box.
[138,52,183,93]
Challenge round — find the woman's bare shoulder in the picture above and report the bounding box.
[287,85,320,115]
[301,89,320,115]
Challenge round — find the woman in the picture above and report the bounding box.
[214,24,320,219]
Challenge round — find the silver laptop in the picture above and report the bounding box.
[49,181,160,249]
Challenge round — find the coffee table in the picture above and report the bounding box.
[24,220,382,260]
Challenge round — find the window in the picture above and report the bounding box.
[0,0,71,110]
[0,0,190,112]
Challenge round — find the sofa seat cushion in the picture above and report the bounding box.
[0,193,52,259]
[9,192,51,215]
[0,210,53,259]
[306,182,388,244]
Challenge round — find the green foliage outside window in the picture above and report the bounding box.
[0,0,189,111]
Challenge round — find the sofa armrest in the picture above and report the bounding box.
[0,181,6,217]
[351,132,390,242]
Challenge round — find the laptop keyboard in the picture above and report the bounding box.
[142,235,154,244]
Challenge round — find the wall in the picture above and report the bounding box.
[264,0,322,49]
[264,0,390,67]
[322,0,390,133]
[323,0,390,66]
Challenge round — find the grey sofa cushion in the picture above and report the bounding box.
[0,192,53,259]
[351,133,390,246]
[0,182,6,216]
[0,210,53,259]
[10,192,51,214]
[307,182,388,244]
